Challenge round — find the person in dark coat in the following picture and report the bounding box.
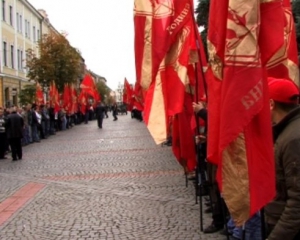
[6,106,24,161]
[265,78,300,240]
[0,107,7,159]
[112,103,118,121]
[95,101,105,129]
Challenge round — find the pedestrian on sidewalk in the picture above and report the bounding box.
[112,103,118,121]
[0,107,7,159]
[6,106,24,161]
[95,101,105,129]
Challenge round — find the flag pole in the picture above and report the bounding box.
[190,0,209,232]
[261,208,266,240]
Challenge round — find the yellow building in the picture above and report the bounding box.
[0,0,56,107]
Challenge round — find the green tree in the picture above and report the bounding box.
[26,32,82,92]
[195,0,210,57]
[19,84,36,106]
[96,81,110,103]
[293,0,300,53]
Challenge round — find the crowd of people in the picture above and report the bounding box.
[0,102,123,161]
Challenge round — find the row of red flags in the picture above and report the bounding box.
[35,74,101,115]
[133,0,299,226]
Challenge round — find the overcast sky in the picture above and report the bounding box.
[28,0,199,91]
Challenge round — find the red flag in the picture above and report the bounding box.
[172,93,197,172]
[264,0,299,84]
[207,0,275,225]
[63,84,71,113]
[36,82,44,105]
[78,91,88,115]
[80,74,97,99]
[134,0,199,143]
[49,81,60,113]
[70,84,78,114]
[123,78,133,104]
[132,82,144,111]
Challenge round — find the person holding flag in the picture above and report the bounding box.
[265,78,300,240]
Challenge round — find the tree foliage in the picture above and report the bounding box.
[26,33,82,93]
[292,0,300,53]
[96,81,110,103]
[19,84,36,106]
[195,0,210,58]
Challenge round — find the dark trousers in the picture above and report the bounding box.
[97,117,103,128]
[0,132,7,158]
[113,111,118,120]
[8,138,22,160]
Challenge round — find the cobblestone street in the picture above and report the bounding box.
[0,114,225,240]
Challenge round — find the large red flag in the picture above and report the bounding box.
[49,81,60,113]
[207,0,276,225]
[63,84,71,113]
[36,82,44,105]
[80,74,97,99]
[70,84,78,114]
[134,0,200,144]
[123,78,133,104]
[78,91,88,115]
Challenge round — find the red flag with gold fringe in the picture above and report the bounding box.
[49,81,60,113]
[207,0,276,225]
[134,0,200,144]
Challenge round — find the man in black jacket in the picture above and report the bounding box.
[0,107,7,159]
[95,101,105,129]
[6,106,24,161]
[265,78,300,240]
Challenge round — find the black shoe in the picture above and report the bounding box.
[0,157,7,160]
[203,224,223,234]
[12,158,18,161]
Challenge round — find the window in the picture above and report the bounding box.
[3,41,7,66]
[37,29,40,40]
[16,13,19,31]
[33,26,36,41]
[9,5,12,25]
[17,49,20,69]
[19,15,22,33]
[2,0,5,21]
[10,45,14,68]
[28,21,30,39]
[25,19,27,37]
[20,50,23,69]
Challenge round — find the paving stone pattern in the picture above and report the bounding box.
[0,114,225,240]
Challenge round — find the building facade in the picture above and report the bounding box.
[0,0,60,107]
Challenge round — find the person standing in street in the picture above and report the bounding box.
[95,101,105,129]
[112,103,118,121]
[6,106,24,161]
[0,107,7,159]
[265,78,300,240]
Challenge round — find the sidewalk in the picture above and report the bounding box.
[0,114,225,240]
